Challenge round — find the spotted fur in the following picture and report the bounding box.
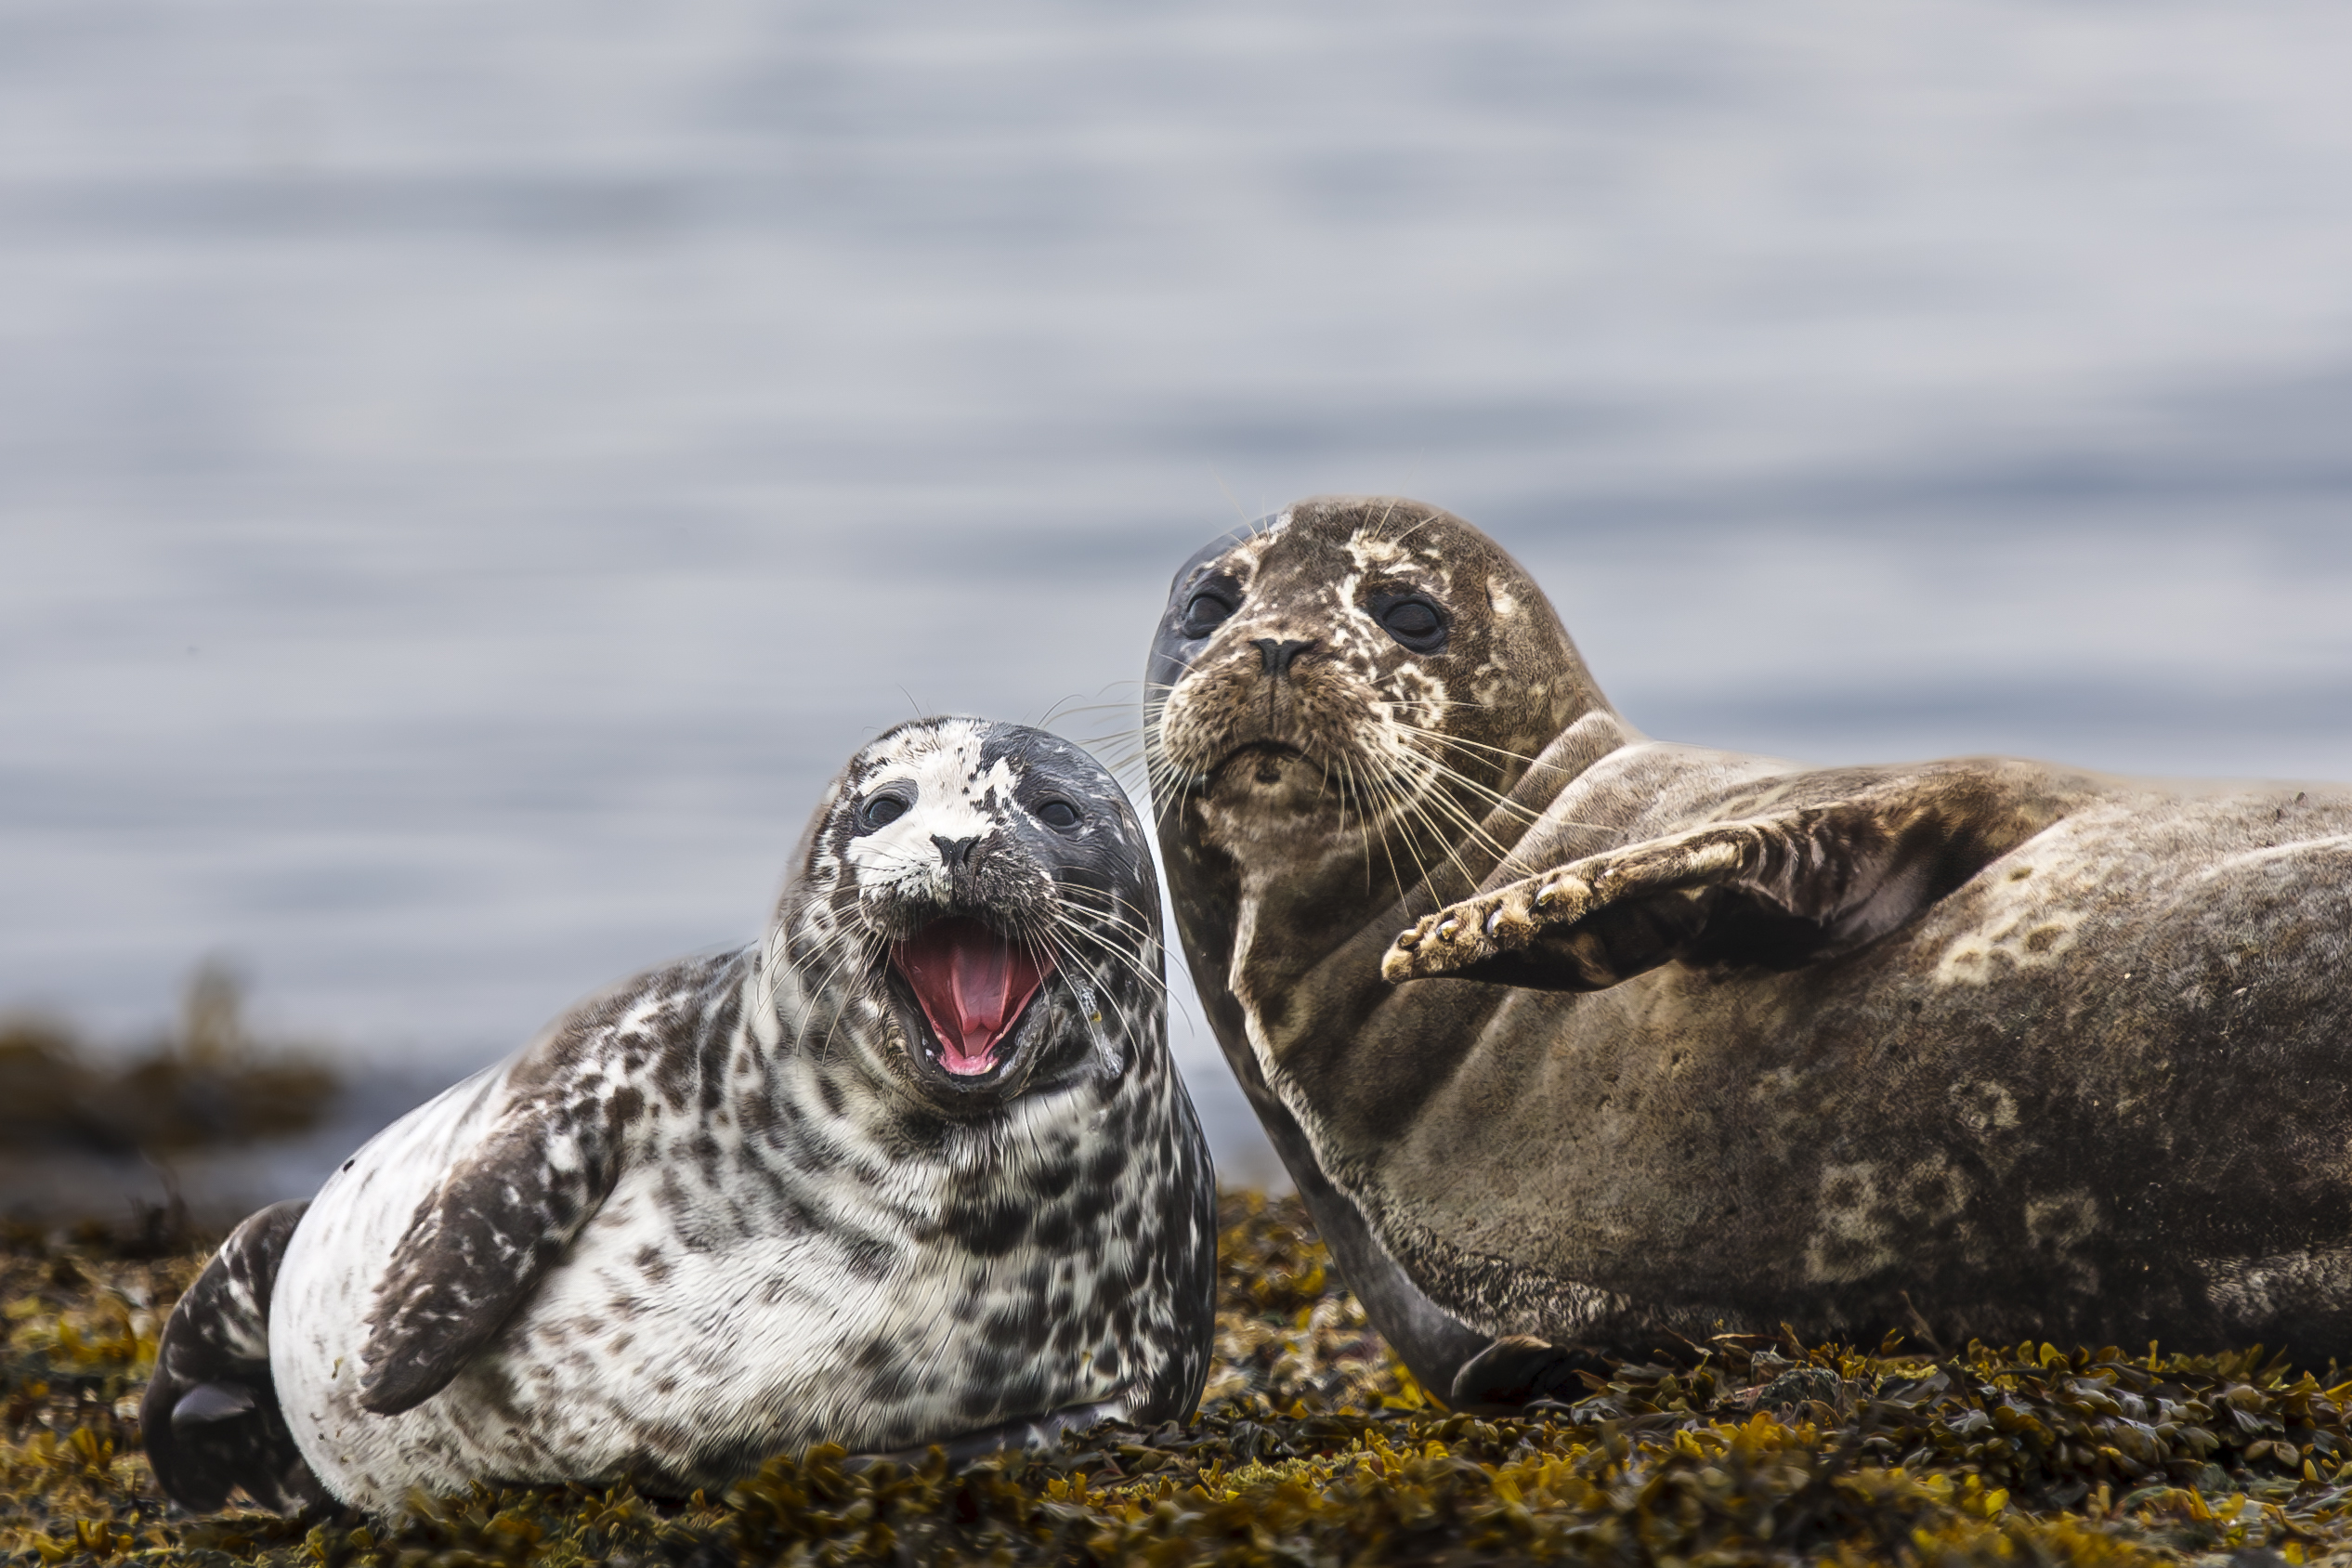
[148,719,1214,1515]
[1149,496,2352,1402]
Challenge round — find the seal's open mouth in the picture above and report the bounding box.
[891,918,1054,1077]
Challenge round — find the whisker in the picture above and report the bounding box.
[787,923,884,1064]
[1039,914,1183,1057]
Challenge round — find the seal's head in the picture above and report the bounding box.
[773,718,1158,1114]
[1148,497,1603,883]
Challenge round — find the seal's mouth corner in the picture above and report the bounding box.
[890,918,1054,1078]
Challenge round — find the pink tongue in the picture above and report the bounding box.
[891,918,1054,1077]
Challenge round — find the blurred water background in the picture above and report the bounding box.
[5,0,2352,1213]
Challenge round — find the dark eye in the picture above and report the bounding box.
[1182,581,1239,638]
[859,792,909,830]
[1370,592,1448,654]
[1034,798,1081,830]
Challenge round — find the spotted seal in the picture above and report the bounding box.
[1147,494,2352,1406]
[143,718,1214,1515]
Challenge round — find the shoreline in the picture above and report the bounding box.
[4,1194,2342,1565]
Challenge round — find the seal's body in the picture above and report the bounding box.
[1148,496,2352,1404]
[145,719,1214,1515]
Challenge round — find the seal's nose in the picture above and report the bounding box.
[933,834,980,869]
[1253,638,1314,677]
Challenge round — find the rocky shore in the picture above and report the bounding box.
[7,1195,2348,1566]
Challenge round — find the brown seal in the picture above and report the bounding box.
[1147,494,2352,1405]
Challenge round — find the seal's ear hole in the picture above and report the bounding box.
[1182,576,1241,639]
[1034,798,1082,830]
[859,791,912,830]
[1370,591,1449,654]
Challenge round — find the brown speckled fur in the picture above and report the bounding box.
[1149,496,2352,1400]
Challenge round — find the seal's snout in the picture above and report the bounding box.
[1253,637,1315,676]
[919,828,1025,915]
[892,917,1054,1078]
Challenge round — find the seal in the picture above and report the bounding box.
[143,718,1215,1515]
[1147,494,2352,1407]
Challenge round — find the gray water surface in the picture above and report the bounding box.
[5,0,2350,1193]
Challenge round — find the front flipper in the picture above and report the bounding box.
[1383,770,2071,987]
[359,1107,624,1416]
[1448,1337,1612,1413]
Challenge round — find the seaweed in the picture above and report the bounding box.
[7,1196,2348,1564]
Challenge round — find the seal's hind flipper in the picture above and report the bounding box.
[359,1113,622,1416]
[142,1199,328,1513]
[1385,767,2076,987]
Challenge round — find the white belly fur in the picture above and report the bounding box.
[268,1053,1145,1510]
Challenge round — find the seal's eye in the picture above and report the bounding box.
[859,791,911,830]
[1034,798,1082,830]
[1182,581,1239,639]
[1370,592,1449,655]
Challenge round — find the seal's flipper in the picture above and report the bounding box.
[1384,772,2071,987]
[141,1199,328,1513]
[1448,1336,1609,1412]
[359,1113,622,1416]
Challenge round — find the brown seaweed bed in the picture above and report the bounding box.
[6,1196,2349,1565]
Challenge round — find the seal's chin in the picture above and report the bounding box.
[891,918,1054,1079]
[1200,740,1358,824]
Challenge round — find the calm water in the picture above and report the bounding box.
[5,0,2351,1194]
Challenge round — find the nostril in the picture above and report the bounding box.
[1252,637,1315,677]
[932,833,980,869]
